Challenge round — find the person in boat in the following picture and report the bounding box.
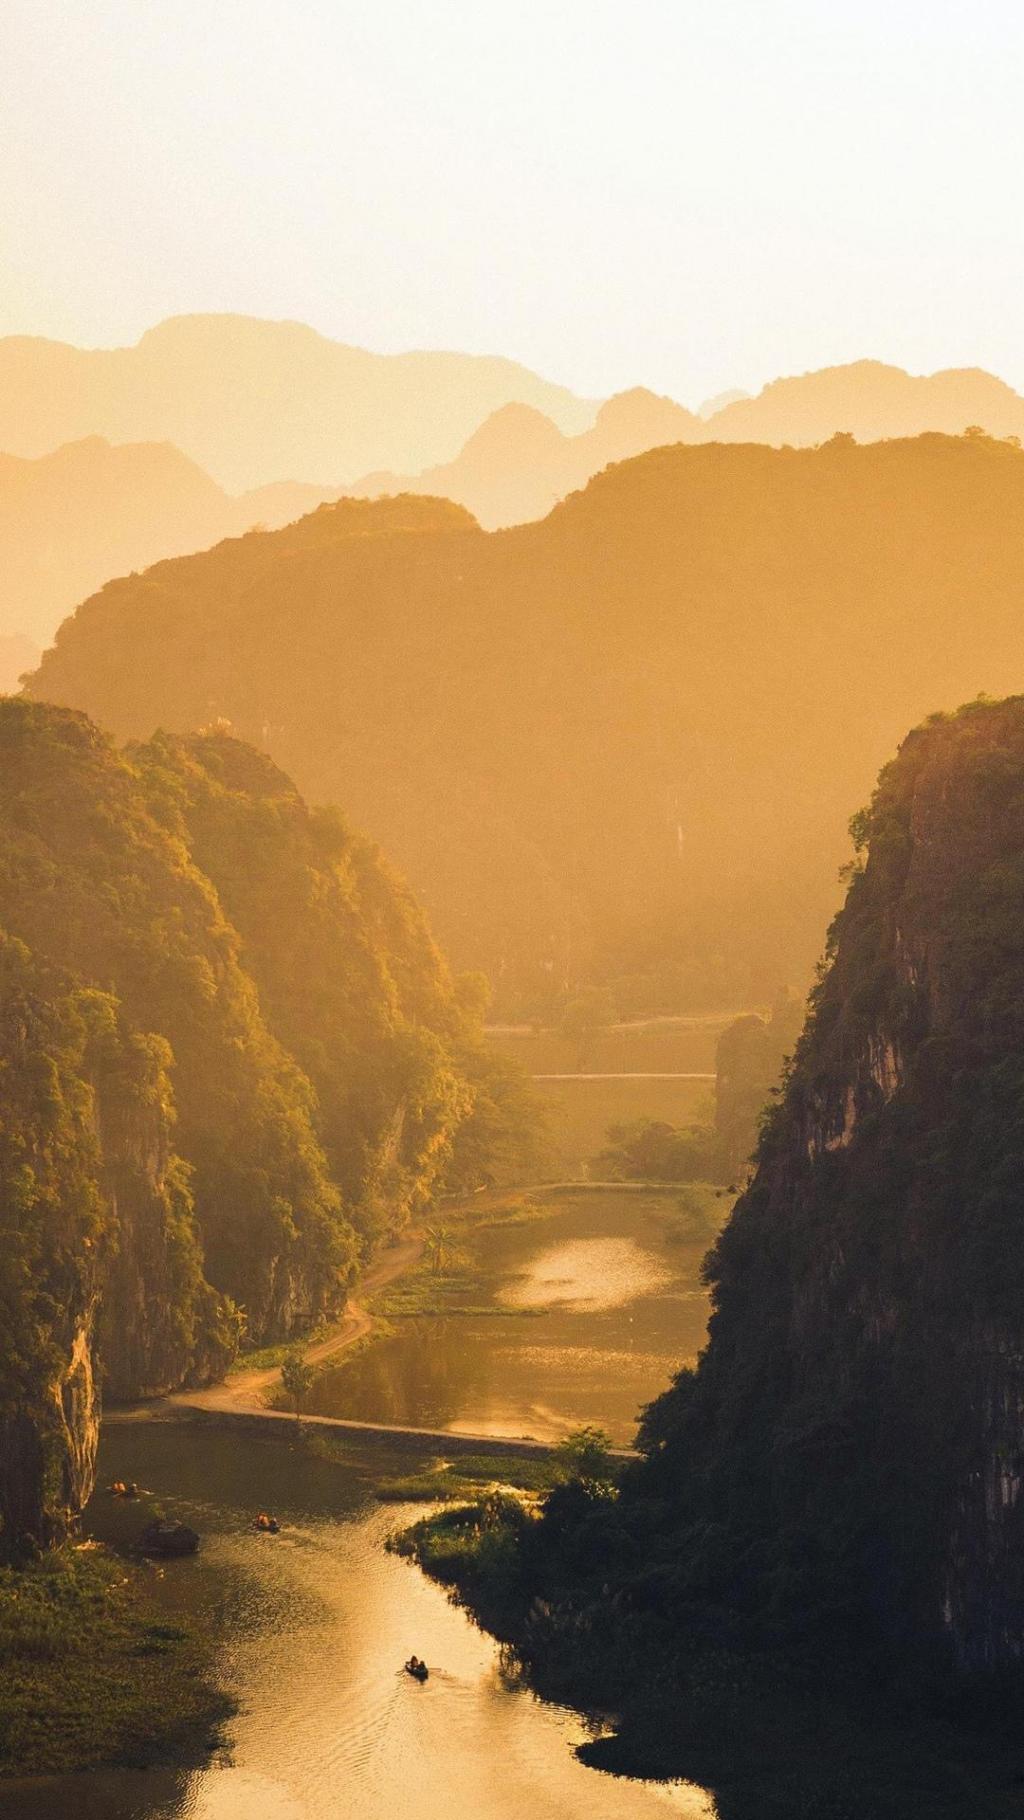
[254,1511,280,1533]
[405,1655,428,1679]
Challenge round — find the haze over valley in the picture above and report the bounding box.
[7,3,1024,1814]
[25,429,1024,1027]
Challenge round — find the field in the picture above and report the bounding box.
[534,1074,714,1178]
[487,1016,737,1178]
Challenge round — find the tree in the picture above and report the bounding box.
[424,1223,453,1275]
[280,1346,314,1422]
[558,989,617,1072]
[554,1425,616,1488]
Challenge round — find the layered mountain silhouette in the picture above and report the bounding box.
[345,362,1024,528]
[0,314,595,491]
[707,358,1024,446]
[27,432,1024,1016]
[345,388,701,528]
[6,320,1024,640]
[0,435,348,645]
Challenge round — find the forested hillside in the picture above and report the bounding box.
[30,432,1024,1016]
[402,697,1024,1793]
[0,700,534,1551]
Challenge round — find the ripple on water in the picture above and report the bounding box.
[499,1238,674,1312]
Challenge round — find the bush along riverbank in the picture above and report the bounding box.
[0,1544,232,1777]
[397,1474,1024,1820]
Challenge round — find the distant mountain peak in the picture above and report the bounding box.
[459,402,566,458]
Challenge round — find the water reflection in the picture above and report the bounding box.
[7,1424,717,1820]
[303,1193,712,1444]
[500,1235,673,1311]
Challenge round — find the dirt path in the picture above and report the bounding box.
[167,1226,427,1417]
[154,1179,681,1427]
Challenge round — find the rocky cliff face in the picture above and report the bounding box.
[0,1323,100,1554]
[91,1028,233,1402]
[0,938,221,1550]
[640,698,1024,1671]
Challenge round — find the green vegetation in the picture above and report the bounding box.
[398,699,1024,1796]
[642,1182,735,1244]
[377,1451,564,1502]
[280,1347,315,1421]
[368,1255,541,1321]
[227,1334,323,1374]
[594,997,803,1188]
[0,699,540,1559]
[0,1547,231,1775]
[712,991,804,1180]
[594,1115,719,1183]
[558,988,617,1070]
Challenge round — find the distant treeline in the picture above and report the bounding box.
[594,993,804,1185]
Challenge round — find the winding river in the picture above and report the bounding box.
[8,1189,719,1820]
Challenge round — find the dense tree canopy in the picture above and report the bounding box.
[0,701,538,1375]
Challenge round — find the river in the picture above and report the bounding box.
[302,1188,720,1445]
[6,1188,720,1820]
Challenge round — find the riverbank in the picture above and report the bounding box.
[0,1545,231,1778]
[173,1221,429,1419]
[397,1495,1024,1819]
[12,1420,722,1820]
[292,1184,724,1445]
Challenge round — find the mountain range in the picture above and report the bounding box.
[344,387,702,528]
[0,314,595,492]
[27,431,1024,1018]
[0,435,347,646]
[9,337,1024,643]
[344,360,1024,529]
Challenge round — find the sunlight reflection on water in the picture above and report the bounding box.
[499,1236,674,1311]
[9,1426,719,1820]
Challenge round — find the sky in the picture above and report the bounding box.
[3,0,1024,406]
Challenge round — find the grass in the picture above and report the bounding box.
[0,1546,233,1776]
[292,1428,560,1501]
[368,1257,541,1321]
[375,1451,562,1501]
[472,1197,555,1231]
[228,1324,331,1374]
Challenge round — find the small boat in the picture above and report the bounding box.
[405,1657,429,1682]
[254,1512,280,1533]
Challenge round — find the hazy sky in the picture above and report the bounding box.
[3,0,1023,404]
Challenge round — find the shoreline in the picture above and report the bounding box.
[113,1183,667,1456]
